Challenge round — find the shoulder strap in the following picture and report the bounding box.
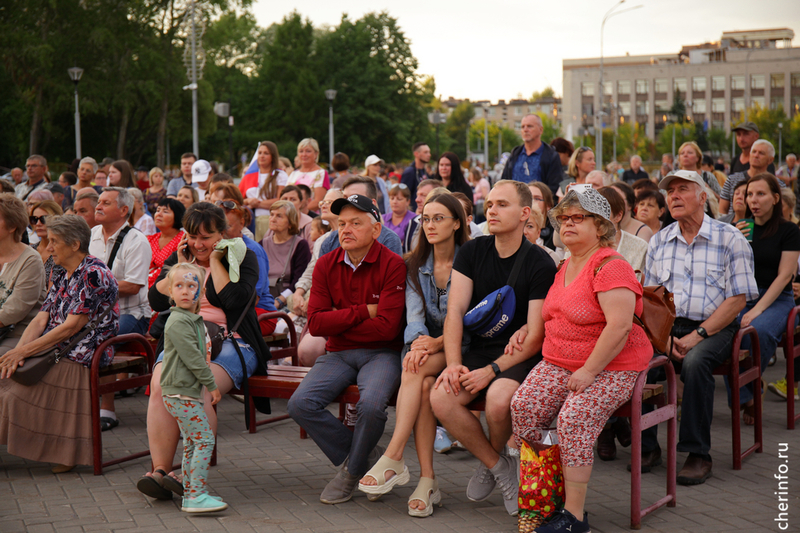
[507,239,533,287]
[593,254,624,277]
[230,289,257,334]
[107,226,133,270]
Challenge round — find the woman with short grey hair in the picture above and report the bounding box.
[126,187,156,235]
[0,214,119,473]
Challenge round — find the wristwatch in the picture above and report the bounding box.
[695,326,708,339]
[490,362,501,377]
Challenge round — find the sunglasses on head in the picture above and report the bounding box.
[214,200,240,211]
[29,215,47,225]
[390,183,409,190]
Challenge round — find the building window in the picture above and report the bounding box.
[655,78,668,93]
[693,99,707,113]
[692,76,707,92]
[636,79,648,94]
[712,98,725,113]
[792,96,800,116]
[617,80,631,95]
[771,96,784,110]
[603,81,612,96]
[712,120,725,130]
[635,100,649,115]
[488,108,495,116]
[751,96,765,108]
[581,103,594,118]
[673,77,687,93]
[792,73,800,88]
[619,101,631,116]
[731,75,745,90]
[751,74,765,90]
[514,107,522,116]
[581,82,594,96]
[514,121,521,130]
[771,73,785,89]
[732,97,745,112]
[712,75,725,91]
[655,100,669,113]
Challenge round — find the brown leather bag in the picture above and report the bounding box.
[594,256,676,354]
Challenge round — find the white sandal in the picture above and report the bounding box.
[358,455,409,495]
[408,477,442,517]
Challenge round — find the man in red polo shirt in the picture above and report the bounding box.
[288,194,407,505]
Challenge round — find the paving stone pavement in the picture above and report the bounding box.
[2,361,799,533]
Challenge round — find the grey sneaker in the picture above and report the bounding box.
[466,462,496,502]
[320,468,360,504]
[490,454,519,516]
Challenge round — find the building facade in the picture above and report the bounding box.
[562,28,800,144]
[442,96,562,132]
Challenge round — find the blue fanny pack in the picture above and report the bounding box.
[463,240,531,339]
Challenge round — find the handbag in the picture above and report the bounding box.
[270,235,299,298]
[463,240,531,339]
[203,320,226,360]
[594,256,676,354]
[11,302,117,386]
[518,432,565,532]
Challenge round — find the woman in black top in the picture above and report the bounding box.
[733,173,800,424]
[433,152,473,210]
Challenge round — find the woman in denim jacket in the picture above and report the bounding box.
[359,193,470,517]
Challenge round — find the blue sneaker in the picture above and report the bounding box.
[181,493,228,513]
[434,427,452,454]
[534,509,590,533]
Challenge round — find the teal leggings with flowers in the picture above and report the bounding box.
[163,397,215,497]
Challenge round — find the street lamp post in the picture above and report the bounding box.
[597,0,642,171]
[779,122,783,164]
[483,104,489,168]
[325,89,337,164]
[68,67,84,160]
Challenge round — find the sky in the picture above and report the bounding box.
[252,0,800,103]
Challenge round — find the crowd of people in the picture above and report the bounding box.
[0,116,798,530]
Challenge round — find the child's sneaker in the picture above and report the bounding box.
[434,426,452,453]
[181,493,228,513]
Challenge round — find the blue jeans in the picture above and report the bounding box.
[118,314,149,336]
[726,288,795,405]
[156,338,256,390]
[287,348,401,477]
[642,319,739,456]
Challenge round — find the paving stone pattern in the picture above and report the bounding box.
[1,362,799,532]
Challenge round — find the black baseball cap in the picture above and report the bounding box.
[331,194,381,222]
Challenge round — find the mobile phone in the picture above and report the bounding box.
[181,243,193,261]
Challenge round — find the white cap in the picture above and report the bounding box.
[192,159,212,183]
[658,170,705,190]
[364,154,384,168]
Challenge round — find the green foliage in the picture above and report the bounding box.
[669,90,687,122]
[469,120,521,166]
[443,101,475,161]
[531,87,556,102]
[0,3,428,172]
[656,122,696,158]
[707,127,731,157]
[536,112,562,144]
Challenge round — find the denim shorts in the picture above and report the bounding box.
[156,338,257,390]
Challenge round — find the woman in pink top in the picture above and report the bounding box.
[508,187,651,533]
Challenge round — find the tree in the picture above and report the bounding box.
[656,122,695,157]
[536,112,561,144]
[531,86,556,102]
[707,127,731,158]
[443,101,475,161]
[469,119,520,167]
[669,89,687,122]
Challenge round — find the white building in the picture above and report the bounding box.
[562,28,800,143]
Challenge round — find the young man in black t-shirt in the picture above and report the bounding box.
[430,180,557,515]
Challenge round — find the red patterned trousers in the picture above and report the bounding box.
[511,360,639,467]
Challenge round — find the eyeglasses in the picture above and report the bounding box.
[555,214,595,225]
[214,200,240,211]
[25,164,41,169]
[29,215,47,225]
[319,199,335,207]
[422,215,456,225]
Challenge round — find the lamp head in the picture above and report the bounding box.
[68,67,84,83]
[325,89,337,101]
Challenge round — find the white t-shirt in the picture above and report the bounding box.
[245,169,289,217]
[287,169,327,190]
